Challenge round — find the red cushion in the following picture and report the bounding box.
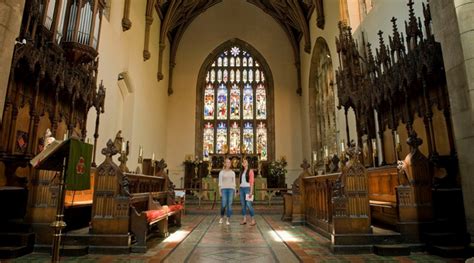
[145,209,167,222]
[168,204,183,213]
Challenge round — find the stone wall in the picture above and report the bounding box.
[430,0,474,244]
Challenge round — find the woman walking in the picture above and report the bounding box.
[239,158,256,226]
[218,157,236,225]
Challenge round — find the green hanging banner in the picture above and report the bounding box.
[65,139,93,190]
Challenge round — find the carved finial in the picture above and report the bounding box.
[102,139,119,158]
[422,2,432,37]
[407,130,423,152]
[301,159,310,171]
[389,17,405,60]
[346,140,361,161]
[405,0,422,50]
[376,30,390,70]
[95,80,106,113]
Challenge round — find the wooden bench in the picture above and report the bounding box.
[90,141,183,253]
[129,192,183,252]
[368,166,399,227]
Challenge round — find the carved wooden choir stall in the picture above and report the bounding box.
[285,0,468,254]
[0,0,107,258]
[90,140,183,253]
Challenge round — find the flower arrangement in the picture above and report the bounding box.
[268,157,287,186]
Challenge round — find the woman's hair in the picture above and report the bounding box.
[239,157,250,182]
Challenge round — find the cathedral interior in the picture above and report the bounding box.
[0,0,474,262]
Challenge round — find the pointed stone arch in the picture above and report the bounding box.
[309,37,336,161]
[195,38,275,161]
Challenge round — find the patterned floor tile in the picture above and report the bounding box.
[9,214,469,263]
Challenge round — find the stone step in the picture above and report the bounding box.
[373,244,410,256]
[429,245,467,258]
[0,232,35,246]
[424,232,467,246]
[0,245,32,259]
[52,245,89,257]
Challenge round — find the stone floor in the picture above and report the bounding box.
[7,214,467,263]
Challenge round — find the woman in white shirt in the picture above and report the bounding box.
[239,158,256,226]
[218,158,236,225]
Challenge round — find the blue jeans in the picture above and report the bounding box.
[220,188,234,218]
[239,187,255,217]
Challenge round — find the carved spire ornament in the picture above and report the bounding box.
[335,0,453,165]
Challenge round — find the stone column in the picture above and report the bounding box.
[430,0,474,246]
[0,0,25,121]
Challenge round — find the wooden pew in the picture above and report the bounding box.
[367,166,399,227]
[90,140,183,253]
[129,192,183,252]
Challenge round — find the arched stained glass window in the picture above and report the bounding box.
[197,40,274,161]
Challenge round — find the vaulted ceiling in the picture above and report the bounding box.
[126,0,325,95]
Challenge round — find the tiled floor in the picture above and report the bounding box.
[9,214,467,263]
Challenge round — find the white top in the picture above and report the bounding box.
[218,169,236,190]
[240,170,250,187]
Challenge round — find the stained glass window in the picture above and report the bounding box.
[257,122,268,160]
[230,84,240,120]
[230,70,235,83]
[201,44,270,160]
[216,122,227,154]
[243,84,253,119]
[243,122,254,154]
[229,122,240,154]
[203,122,214,159]
[223,69,228,82]
[256,84,266,119]
[217,69,222,82]
[217,84,227,119]
[204,84,214,120]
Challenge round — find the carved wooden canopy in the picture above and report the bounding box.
[137,0,323,95]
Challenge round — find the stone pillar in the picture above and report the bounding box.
[0,0,25,121]
[430,0,474,246]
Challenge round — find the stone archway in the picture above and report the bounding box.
[308,37,336,162]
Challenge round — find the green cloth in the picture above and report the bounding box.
[65,139,93,190]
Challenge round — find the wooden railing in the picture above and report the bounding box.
[126,173,166,194]
[303,173,339,233]
[302,151,372,235]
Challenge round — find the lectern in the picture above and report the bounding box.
[30,137,92,262]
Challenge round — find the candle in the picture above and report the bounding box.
[395,132,400,144]
[122,141,126,152]
[324,146,329,158]
[139,146,143,157]
[312,151,317,162]
[341,142,345,153]
[63,133,67,141]
[152,153,155,161]
[372,140,376,151]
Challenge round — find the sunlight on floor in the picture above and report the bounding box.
[269,230,302,242]
[163,230,190,243]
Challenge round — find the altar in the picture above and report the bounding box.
[184,154,268,201]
